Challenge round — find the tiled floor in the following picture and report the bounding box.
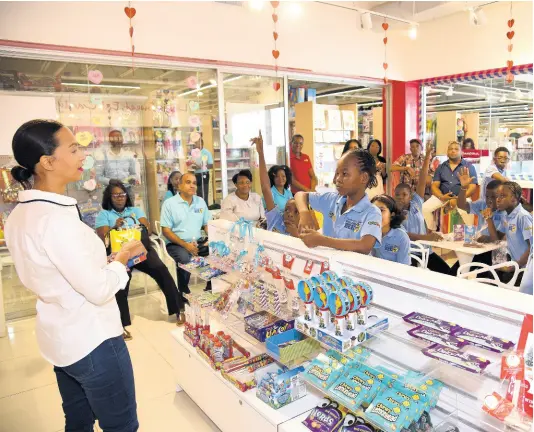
[0,287,221,432]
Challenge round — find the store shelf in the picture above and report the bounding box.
[177,263,226,282]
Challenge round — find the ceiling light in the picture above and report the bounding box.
[408,24,417,40]
[499,95,507,103]
[469,7,487,26]
[287,2,302,17]
[62,82,141,90]
[197,91,204,96]
[249,0,264,11]
[515,89,524,99]
[360,12,373,30]
[445,87,454,97]
[209,79,217,85]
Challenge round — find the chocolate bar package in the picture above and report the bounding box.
[407,325,468,350]
[403,312,461,334]
[302,398,344,432]
[422,344,491,374]
[452,327,514,353]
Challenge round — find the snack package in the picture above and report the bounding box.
[464,225,477,245]
[482,392,515,421]
[303,398,344,432]
[304,356,344,389]
[329,369,368,409]
[422,344,491,374]
[365,387,413,431]
[452,327,514,353]
[408,325,468,350]
[453,224,464,242]
[403,312,461,334]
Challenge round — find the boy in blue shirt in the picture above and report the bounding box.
[488,181,532,285]
[252,132,299,237]
[394,142,455,275]
[371,195,411,265]
[294,148,382,255]
[161,173,212,293]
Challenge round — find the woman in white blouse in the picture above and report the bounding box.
[220,169,265,223]
[5,120,140,431]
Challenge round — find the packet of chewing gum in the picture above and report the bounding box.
[407,325,468,350]
[452,327,514,353]
[402,312,461,334]
[422,344,491,374]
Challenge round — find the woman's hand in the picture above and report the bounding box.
[439,192,455,203]
[298,210,316,233]
[481,208,494,220]
[250,130,264,154]
[300,228,324,248]
[185,242,199,256]
[114,217,125,229]
[113,240,145,267]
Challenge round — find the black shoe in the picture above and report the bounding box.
[203,286,212,292]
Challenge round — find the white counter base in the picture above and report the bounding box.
[171,326,321,432]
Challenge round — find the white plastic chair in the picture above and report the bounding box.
[457,261,524,290]
[410,241,430,269]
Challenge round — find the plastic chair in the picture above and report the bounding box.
[457,261,524,290]
[410,241,429,269]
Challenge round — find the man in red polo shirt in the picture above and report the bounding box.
[290,134,317,194]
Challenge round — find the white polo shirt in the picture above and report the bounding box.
[4,190,129,367]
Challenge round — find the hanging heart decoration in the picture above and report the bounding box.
[124,2,136,72]
[382,19,389,84]
[88,70,103,85]
[505,2,515,84]
[271,1,281,91]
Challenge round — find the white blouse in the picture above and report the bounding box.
[220,192,265,222]
[4,190,129,367]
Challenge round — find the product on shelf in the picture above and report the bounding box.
[402,312,461,334]
[407,325,468,350]
[422,344,491,373]
[255,363,307,409]
[296,272,387,352]
[183,292,220,347]
[244,310,295,343]
[220,353,274,392]
[196,328,251,370]
[452,327,515,353]
[265,328,321,366]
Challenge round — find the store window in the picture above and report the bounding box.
[287,78,384,190]
[423,72,533,184]
[0,55,219,317]
[220,74,284,198]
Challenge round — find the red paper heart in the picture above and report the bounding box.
[383,37,388,44]
[508,43,513,52]
[507,60,514,68]
[124,7,136,18]
[273,82,281,91]
[273,31,278,41]
[383,62,389,70]
[383,77,389,84]
[272,13,278,23]
[272,49,280,59]
[508,19,515,28]
[507,31,515,40]
[382,22,389,31]
[506,72,514,84]
[129,26,134,37]
[270,1,279,7]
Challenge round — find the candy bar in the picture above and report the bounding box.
[407,325,468,350]
[452,327,514,353]
[402,312,461,334]
[422,344,491,374]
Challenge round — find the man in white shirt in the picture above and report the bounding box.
[96,130,139,187]
[481,147,510,198]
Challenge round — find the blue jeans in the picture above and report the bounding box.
[54,336,139,432]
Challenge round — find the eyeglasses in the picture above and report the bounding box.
[111,193,127,198]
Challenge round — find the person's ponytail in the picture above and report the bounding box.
[11,119,63,190]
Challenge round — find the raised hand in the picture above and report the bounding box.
[481,207,494,220]
[250,130,264,154]
[457,166,474,189]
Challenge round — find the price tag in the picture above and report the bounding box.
[303,259,314,275]
[282,253,295,270]
[320,261,330,273]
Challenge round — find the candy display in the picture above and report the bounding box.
[296,272,387,352]
[407,326,468,350]
[255,363,307,409]
[179,256,226,281]
[196,328,251,370]
[422,344,491,374]
[265,329,321,366]
[452,327,514,353]
[220,353,274,392]
[303,398,380,432]
[244,310,295,343]
[402,312,461,335]
[183,292,220,347]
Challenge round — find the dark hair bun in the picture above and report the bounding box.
[11,165,33,189]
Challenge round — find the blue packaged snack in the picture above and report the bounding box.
[345,368,384,408]
[357,365,393,403]
[329,371,367,409]
[365,387,412,431]
[374,366,403,387]
[304,356,343,389]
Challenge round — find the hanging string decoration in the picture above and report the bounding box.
[124,3,137,72]
[271,1,281,91]
[505,2,515,84]
[382,20,389,84]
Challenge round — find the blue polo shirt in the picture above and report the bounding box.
[163,190,175,201]
[402,193,426,236]
[266,207,287,235]
[308,192,382,247]
[469,200,505,236]
[482,164,507,198]
[193,149,214,174]
[372,228,411,265]
[95,206,146,229]
[433,159,478,196]
[160,194,211,243]
[264,186,293,212]
[499,204,533,265]
[520,248,533,295]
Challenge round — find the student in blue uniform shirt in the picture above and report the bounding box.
[265,165,294,213]
[488,181,532,285]
[370,195,411,265]
[520,247,533,295]
[163,170,181,201]
[252,132,299,237]
[294,148,382,254]
[394,142,455,275]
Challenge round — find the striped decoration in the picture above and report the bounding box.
[421,63,533,86]
[418,83,423,141]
